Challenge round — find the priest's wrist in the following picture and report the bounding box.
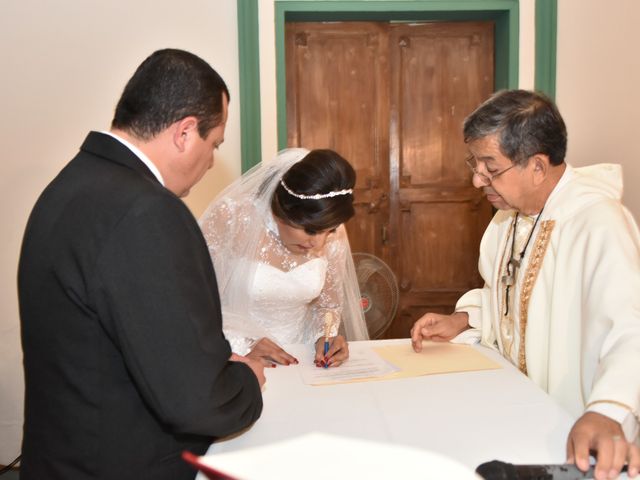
[451,311,471,335]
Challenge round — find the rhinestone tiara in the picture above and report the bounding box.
[280,180,353,200]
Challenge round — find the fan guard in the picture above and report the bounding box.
[352,253,399,338]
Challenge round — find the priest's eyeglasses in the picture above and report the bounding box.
[465,157,516,185]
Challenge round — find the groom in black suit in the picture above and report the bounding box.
[18,49,264,480]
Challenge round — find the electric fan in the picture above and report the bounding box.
[352,253,399,338]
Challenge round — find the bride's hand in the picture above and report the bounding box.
[247,338,299,367]
[314,335,349,368]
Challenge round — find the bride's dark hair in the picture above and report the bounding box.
[271,149,356,234]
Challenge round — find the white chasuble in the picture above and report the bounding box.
[453,164,640,439]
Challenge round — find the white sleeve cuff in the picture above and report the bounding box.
[451,326,481,345]
[227,336,258,357]
[587,403,639,442]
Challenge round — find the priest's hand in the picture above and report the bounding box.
[230,353,266,389]
[247,338,299,367]
[567,412,640,479]
[410,312,470,352]
[314,335,349,368]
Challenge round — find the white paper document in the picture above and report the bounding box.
[192,432,480,479]
[297,346,399,385]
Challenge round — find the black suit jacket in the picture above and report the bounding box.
[18,132,262,480]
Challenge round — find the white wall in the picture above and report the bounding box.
[556,0,640,220]
[0,0,241,463]
[518,0,536,90]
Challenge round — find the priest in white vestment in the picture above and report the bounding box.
[410,90,640,480]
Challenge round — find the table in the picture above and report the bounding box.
[201,339,576,474]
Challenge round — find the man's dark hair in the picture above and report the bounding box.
[463,89,567,166]
[111,48,229,140]
[272,149,356,234]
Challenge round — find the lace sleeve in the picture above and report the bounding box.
[199,198,238,293]
[199,199,260,355]
[309,225,368,342]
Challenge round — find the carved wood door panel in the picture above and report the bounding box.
[285,21,494,338]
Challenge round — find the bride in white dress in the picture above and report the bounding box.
[199,148,369,367]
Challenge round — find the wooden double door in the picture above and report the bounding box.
[285,21,494,338]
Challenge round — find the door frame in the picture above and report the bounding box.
[237,0,557,171]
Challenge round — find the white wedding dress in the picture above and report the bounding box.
[199,148,369,356]
[201,197,361,355]
[251,258,327,345]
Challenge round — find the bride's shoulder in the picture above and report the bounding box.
[324,226,349,255]
[205,195,256,220]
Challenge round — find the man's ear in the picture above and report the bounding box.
[172,117,199,152]
[531,153,550,186]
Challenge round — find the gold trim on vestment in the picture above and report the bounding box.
[518,220,555,374]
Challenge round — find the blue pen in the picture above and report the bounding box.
[323,337,330,369]
[323,312,332,368]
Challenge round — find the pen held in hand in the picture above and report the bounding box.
[323,311,333,369]
[323,337,330,369]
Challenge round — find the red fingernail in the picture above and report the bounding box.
[271,363,277,368]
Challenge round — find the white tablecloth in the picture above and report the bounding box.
[200,339,575,475]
